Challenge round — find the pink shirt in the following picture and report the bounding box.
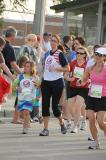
[89,65,106,97]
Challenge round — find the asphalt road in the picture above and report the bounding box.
[0,118,106,160]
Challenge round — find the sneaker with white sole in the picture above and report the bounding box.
[61,123,67,134]
[88,137,94,141]
[39,129,49,136]
[64,120,71,130]
[80,120,87,131]
[22,128,28,134]
[70,126,78,133]
[88,141,100,150]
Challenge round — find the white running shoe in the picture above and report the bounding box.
[64,120,71,130]
[70,126,78,133]
[80,120,87,131]
[22,128,28,134]
[88,141,100,150]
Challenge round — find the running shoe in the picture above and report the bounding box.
[64,120,71,130]
[80,120,87,131]
[22,128,28,134]
[33,117,39,122]
[39,129,49,136]
[61,123,67,134]
[88,141,100,150]
[70,126,78,133]
[88,137,94,141]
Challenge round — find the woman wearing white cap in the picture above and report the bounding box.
[83,47,106,149]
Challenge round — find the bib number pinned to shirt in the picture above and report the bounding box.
[73,67,84,79]
[90,84,103,98]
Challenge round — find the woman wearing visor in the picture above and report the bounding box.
[83,47,106,149]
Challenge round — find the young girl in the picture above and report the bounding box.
[12,56,29,124]
[13,60,39,134]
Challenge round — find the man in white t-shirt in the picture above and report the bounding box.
[42,32,51,53]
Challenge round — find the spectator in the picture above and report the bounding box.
[18,34,37,62]
[2,26,21,75]
[42,32,51,53]
[63,35,76,63]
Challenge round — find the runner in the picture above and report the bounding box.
[39,34,69,136]
[65,47,89,133]
[83,47,106,149]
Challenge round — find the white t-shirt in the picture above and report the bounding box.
[86,58,95,68]
[42,41,51,53]
[44,50,63,81]
[18,75,36,101]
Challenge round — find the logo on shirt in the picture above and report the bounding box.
[23,80,30,88]
[46,57,53,64]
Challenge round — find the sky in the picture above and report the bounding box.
[3,0,59,21]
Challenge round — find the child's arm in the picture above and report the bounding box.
[12,78,20,92]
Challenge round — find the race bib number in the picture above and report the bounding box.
[90,84,103,98]
[73,67,84,79]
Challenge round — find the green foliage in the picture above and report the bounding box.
[0,0,26,16]
[0,0,26,25]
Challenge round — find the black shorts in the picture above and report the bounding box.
[69,87,89,103]
[86,96,106,112]
[65,81,70,99]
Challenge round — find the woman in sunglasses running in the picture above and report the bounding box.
[65,47,89,133]
[83,47,106,149]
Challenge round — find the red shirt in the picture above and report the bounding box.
[69,60,88,88]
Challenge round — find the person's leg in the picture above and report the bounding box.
[87,110,98,142]
[80,104,87,130]
[72,95,84,129]
[97,111,106,136]
[67,97,76,121]
[12,97,20,123]
[52,86,63,124]
[30,107,34,120]
[39,81,51,136]
[52,86,67,134]
[87,110,100,149]
[23,110,30,129]
[41,82,51,130]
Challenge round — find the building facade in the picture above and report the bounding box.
[0,14,82,46]
[51,0,106,45]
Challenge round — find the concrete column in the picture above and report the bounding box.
[63,9,68,36]
[96,0,103,44]
[32,0,46,35]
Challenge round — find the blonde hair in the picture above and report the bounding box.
[87,45,94,56]
[24,60,36,76]
[25,34,37,44]
[78,47,90,59]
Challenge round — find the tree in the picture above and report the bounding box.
[0,0,27,25]
[0,0,26,16]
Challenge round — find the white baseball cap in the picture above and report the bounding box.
[95,47,106,55]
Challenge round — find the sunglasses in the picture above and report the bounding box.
[77,52,86,55]
[51,39,57,43]
[95,52,105,57]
